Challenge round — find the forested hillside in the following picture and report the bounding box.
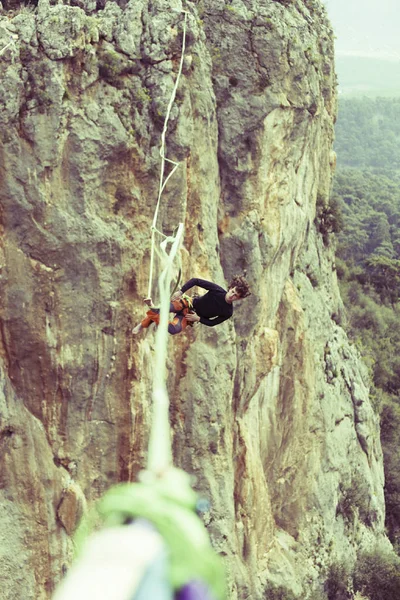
[335,97,400,169]
[334,97,400,556]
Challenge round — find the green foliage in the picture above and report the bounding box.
[336,474,372,524]
[316,194,344,244]
[335,97,400,169]
[380,402,400,551]
[135,86,152,106]
[339,279,400,395]
[3,0,37,11]
[98,47,136,88]
[271,0,293,6]
[334,96,400,553]
[210,47,222,69]
[264,586,297,600]
[334,168,400,272]
[354,547,400,600]
[365,255,400,305]
[334,167,400,389]
[325,562,351,600]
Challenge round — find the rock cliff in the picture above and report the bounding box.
[0,0,388,598]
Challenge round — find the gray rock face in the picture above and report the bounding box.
[0,1,388,598]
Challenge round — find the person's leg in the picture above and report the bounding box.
[142,309,161,327]
[132,298,192,336]
[167,298,195,334]
[167,312,189,335]
[140,307,191,335]
[132,308,160,335]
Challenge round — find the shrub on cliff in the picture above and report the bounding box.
[380,402,400,551]
[336,474,372,525]
[263,585,297,600]
[354,546,400,600]
[316,194,344,245]
[2,0,38,10]
[325,562,352,600]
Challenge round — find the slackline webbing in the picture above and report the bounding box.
[145,10,188,475]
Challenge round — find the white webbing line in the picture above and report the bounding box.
[145,10,188,474]
[147,10,188,300]
[0,31,18,56]
[147,223,184,474]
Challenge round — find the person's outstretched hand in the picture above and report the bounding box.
[185,313,200,323]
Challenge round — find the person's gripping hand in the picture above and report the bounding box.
[185,313,200,323]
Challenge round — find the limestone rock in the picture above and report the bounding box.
[0,1,389,599]
[57,481,85,536]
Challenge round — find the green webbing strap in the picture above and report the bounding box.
[75,469,226,599]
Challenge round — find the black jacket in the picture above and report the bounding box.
[180,278,233,327]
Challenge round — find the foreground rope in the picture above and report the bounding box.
[148,223,184,474]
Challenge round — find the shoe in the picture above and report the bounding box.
[132,323,143,335]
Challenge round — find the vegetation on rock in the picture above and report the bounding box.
[334,96,400,553]
[354,546,400,600]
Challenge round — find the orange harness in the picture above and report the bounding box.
[141,297,196,335]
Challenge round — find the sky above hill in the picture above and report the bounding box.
[323,0,400,61]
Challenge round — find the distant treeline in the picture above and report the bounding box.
[335,55,400,98]
[335,96,400,169]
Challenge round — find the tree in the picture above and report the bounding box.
[365,255,400,305]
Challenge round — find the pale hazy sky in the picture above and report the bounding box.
[323,0,400,60]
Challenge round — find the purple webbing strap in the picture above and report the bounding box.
[176,581,215,600]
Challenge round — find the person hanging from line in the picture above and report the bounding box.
[132,275,251,336]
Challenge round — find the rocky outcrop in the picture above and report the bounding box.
[0,1,387,598]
